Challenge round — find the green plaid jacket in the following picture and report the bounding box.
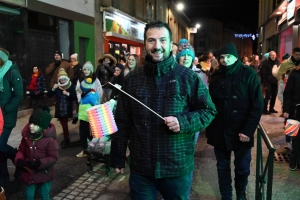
[111,56,216,178]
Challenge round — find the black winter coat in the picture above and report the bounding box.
[95,63,114,88]
[47,85,77,118]
[71,63,83,86]
[283,68,300,119]
[261,58,280,85]
[206,60,263,151]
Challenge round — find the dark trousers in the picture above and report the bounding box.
[291,133,300,165]
[214,147,251,200]
[263,83,278,111]
[59,117,69,140]
[79,120,93,150]
[129,170,191,200]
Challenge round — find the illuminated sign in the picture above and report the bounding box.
[234,34,259,40]
[287,0,295,21]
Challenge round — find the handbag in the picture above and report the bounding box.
[0,108,3,137]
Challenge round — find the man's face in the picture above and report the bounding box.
[219,54,238,66]
[179,55,193,68]
[292,51,300,61]
[145,27,172,62]
[54,53,61,61]
[193,57,198,65]
[208,52,213,59]
[269,51,277,61]
[70,57,76,62]
[172,44,178,55]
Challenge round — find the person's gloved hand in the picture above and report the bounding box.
[16,159,26,169]
[26,159,41,169]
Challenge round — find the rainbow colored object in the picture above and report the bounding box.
[284,119,300,136]
[86,103,118,138]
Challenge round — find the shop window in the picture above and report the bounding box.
[59,20,70,59]
[28,12,56,32]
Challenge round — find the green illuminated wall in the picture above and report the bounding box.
[73,21,95,66]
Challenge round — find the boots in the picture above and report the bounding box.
[0,159,10,186]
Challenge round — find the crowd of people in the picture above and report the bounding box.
[0,19,300,200]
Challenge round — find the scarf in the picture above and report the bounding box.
[291,56,300,66]
[29,130,44,141]
[144,53,175,76]
[70,61,78,68]
[54,60,61,67]
[58,79,71,90]
[219,59,241,75]
[0,50,12,92]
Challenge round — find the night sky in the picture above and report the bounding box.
[183,0,259,32]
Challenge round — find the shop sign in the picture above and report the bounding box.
[287,0,295,21]
[2,0,26,6]
[234,33,259,40]
[190,28,197,33]
[38,0,94,17]
[103,11,146,41]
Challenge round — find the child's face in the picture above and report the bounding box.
[33,66,38,74]
[83,68,91,77]
[29,123,41,134]
[59,78,67,84]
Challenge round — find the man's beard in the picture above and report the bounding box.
[147,48,168,63]
[54,60,61,67]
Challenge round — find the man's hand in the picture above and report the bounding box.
[164,116,180,133]
[115,168,124,174]
[283,112,289,118]
[239,133,250,142]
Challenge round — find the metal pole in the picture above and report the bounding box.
[255,126,262,199]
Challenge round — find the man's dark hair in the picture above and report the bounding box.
[144,20,172,42]
[293,47,300,53]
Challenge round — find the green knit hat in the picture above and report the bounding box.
[29,105,52,130]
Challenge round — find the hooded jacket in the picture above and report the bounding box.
[111,54,216,178]
[206,59,263,151]
[15,123,58,185]
[0,62,23,128]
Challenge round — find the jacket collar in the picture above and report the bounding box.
[144,54,176,77]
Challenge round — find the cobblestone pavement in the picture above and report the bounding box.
[6,99,300,200]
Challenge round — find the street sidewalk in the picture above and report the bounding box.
[6,99,300,200]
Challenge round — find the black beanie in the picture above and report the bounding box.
[218,42,238,58]
[54,51,62,58]
[29,105,52,130]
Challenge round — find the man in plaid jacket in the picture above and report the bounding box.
[111,20,217,200]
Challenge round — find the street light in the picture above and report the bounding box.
[177,3,184,11]
[196,24,201,28]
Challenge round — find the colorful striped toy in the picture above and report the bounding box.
[284,119,300,136]
[86,103,118,138]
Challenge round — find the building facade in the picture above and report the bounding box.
[0,0,191,110]
[258,0,300,61]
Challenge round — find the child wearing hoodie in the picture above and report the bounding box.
[15,105,58,200]
[48,68,77,149]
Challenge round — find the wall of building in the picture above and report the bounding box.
[73,21,95,66]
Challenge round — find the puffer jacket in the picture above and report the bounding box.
[47,85,77,118]
[111,55,216,178]
[15,123,58,185]
[277,57,297,81]
[0,62,23,128]
[206,60,263,151]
